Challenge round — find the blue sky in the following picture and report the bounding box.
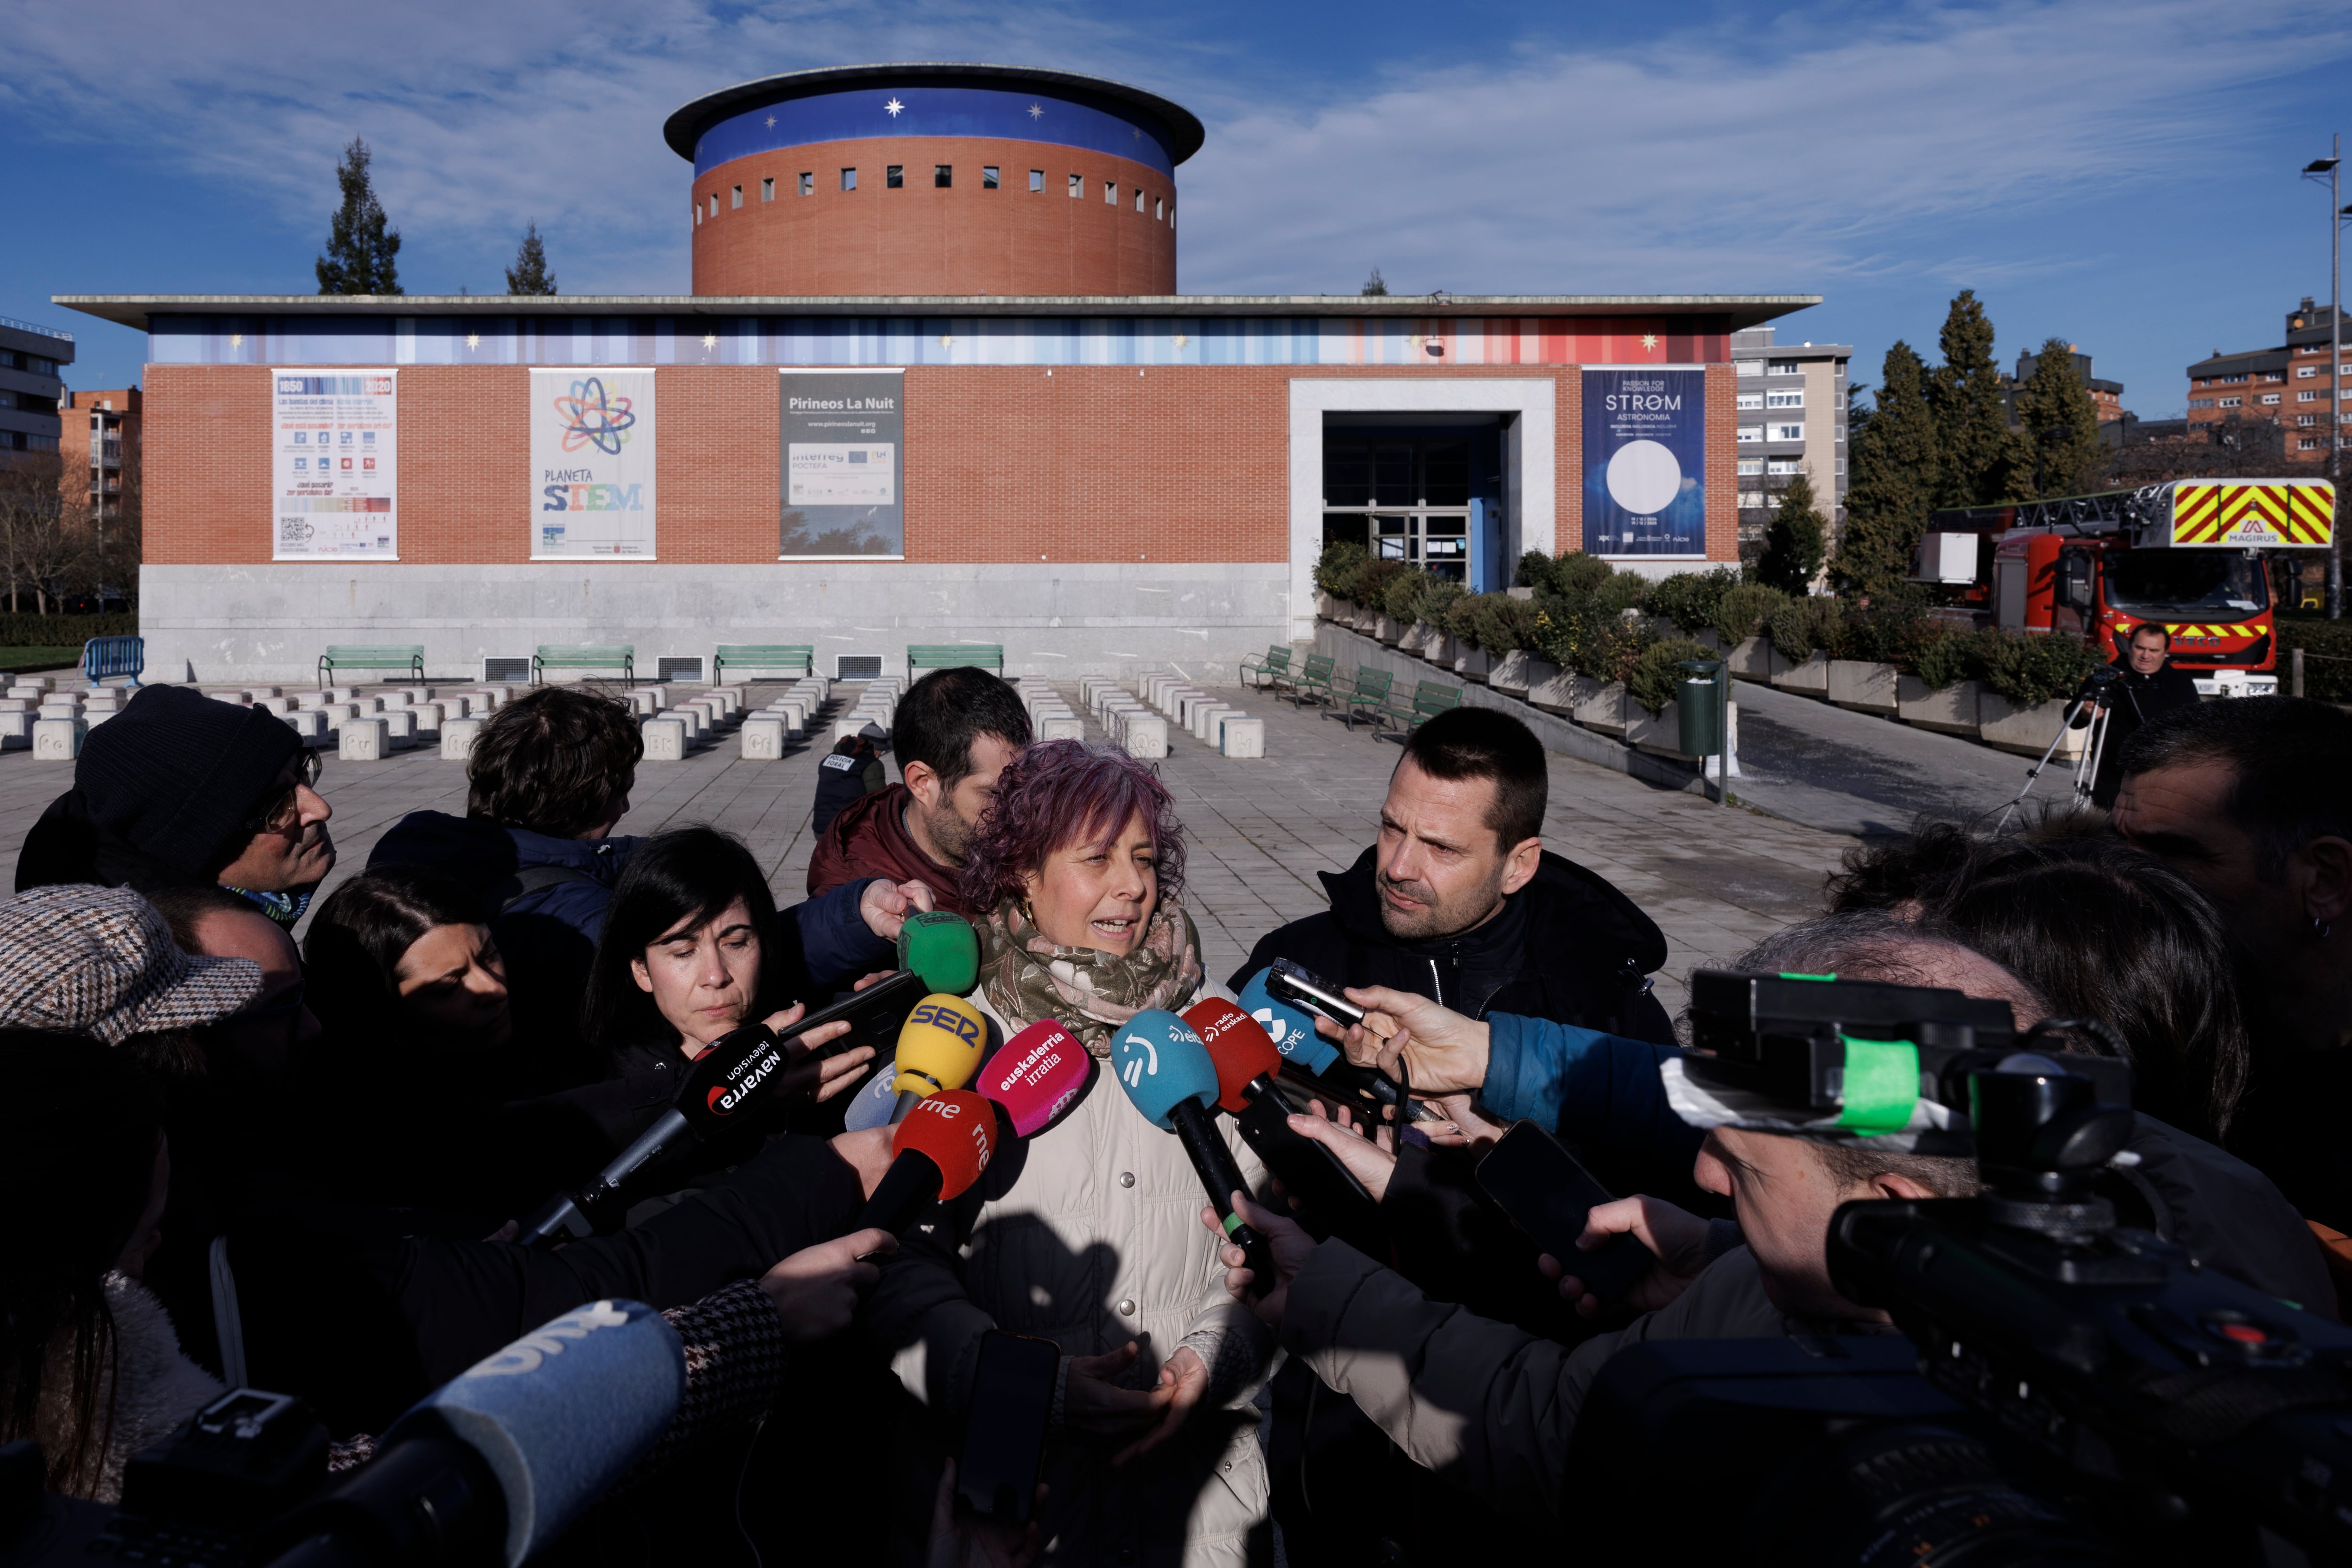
[5,0,2350,418]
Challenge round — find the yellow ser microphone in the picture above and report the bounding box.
[890,994,988,1124]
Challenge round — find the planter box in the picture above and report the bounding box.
[1319,592,1343,620]
[1628,700,1700,760]
[1828,660,1900,716]
[1402,620,1436,658]
[1897,676,1982,737]
[1769,648,1831,696]
[1375,615,1406,645]
[1728,637,1771,679]
[1977,692,2085,759]
[1576,679,1629,735]
[1526,667,1580,715]
[1422,631,1459,666]
[1489,650,1554,698]
[1454,646,1494,682]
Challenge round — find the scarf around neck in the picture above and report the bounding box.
[981,898,1204,1055]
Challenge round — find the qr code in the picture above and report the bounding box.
[278,518,311,544]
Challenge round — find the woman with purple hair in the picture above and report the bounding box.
[863,739,1271,1568]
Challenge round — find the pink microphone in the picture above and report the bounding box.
[979,1019,1094,1137]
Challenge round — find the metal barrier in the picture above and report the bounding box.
[82,635,143,686]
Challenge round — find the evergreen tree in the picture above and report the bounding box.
[1926,288,2015,505]
[2012,337,2103,498]
[1758,472,1827,593]
[506,221,557,295]
[316,137,402,295]
[1832,341,1939,597]
[1361,266,1388,297]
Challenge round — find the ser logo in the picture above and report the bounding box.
[909,1001,981,1046]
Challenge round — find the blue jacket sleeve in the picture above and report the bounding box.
[792,878,895,992]
[1480,1013,1703,1171]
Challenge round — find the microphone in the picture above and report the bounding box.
[1107,1010,1272,1295]
[977,1019,1094,1136]
[514,1019,791,1247]
[1184,998,1384,1251]
[1235,969,1436,1124]
[843,1055,902,1132]
[264,1298,683,1568]
[856,1089,998,1234]
[898,910,981,996]
[890,994,988,1122]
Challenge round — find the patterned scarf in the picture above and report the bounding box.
[981,897,1204,1056]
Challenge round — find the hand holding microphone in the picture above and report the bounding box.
[1107,1010,1273,1296]
[1236,969,1438,1124]
[857,1089,999,1234]
[761,1228,898,1340]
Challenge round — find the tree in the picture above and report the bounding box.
[316,137,402,295]
[1758,472,1827,593]
[0,453,94,613]
[1833,341,1939,597]
[2012,337,2105,499]
[1926,288,2017,505]
[506,221,557,295]
[1361,266,1388,297]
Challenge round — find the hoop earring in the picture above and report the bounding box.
[2317,916,2334,941]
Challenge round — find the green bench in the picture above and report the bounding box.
[1240,645,1292,693]
[1328,666,1396,732]
[533,644,636,687]
[907,644,1004,677]
[1289,653,1338,710]
[319,645,424,686]
[1388,680,1463,732]
[713,644,813,683]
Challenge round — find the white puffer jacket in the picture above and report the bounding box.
[864,982,1274,1568]
[39,1274,224,1503]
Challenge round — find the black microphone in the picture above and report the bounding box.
[1107,1011,1274,1295]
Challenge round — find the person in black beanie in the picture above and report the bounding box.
[15,685,336,929]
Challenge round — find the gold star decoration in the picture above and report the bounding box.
[465,333,480,350]
[702,334,718,350]
[1641,334,1659,350]
[228,333,244,349]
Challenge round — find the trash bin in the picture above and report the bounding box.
[1677,661,1724,756]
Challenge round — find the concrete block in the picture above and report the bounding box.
[294,692,332,711]
[6,685,43,701]
[32,718,83,760]
[1487,650,1540,699]
[252,697,294,716]
[441,716,482,760]
[1220,716,1266,758]
[1896,676,1982,737]
[284,710,327,741]
[1574,680,1629,736]
[1768,648,1831,697]
[37,702,79,721]
[662,708,705,744]
[1193,704,1242,742]
[324,685,356,703]
[1038,715,1086,742]
[1978,693,2084,760]
[338,718,389,760]
[319,702,358,726]
[741,716,788,760]
[402,686,435,704]
[208,691,248,707]
[1526,669,1579,716]
[1828,660,1900,717]
[82,708,116,730]
[0,712,28,745]
[626,689,660,717]
[0,699,31,714]
[1119,714,1168,759]
[438,695,470,719]
[244,686,282,700]
[642,717,688,761]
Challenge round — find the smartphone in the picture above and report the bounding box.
[778,969,928,1060]
[1474,1121,1653,1303]
[1266,958,1368,1030]
[958,1330,1059,1524]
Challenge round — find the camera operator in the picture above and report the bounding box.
[2071,622,2198,809]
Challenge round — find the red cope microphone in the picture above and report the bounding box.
[857,1090,999,1234]
[1184,998,1388,1255]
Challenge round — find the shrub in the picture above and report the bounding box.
[1712,583,1785,645]
[1596,572,1651,614]
[1764,595,1839,662]
[1977,629,2102,707]
[2280,620,2352,701]
[1416,577,1467,630]
[1552,552,1615,597]
[1536,597,1644,684]
[1350,556,1409,610]
[1627,637,1717,716]
[0,612,138,647]
[1908,624,1983,691]
[1514,549,1555,590]
[1314,541,1368,599]
[1383,570,1429,623]
[1645,568,1741,640]
[1463,592,1543,654]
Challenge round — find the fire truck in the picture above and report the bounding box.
[1915,478,2337,697]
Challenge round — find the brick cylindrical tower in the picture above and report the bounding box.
[666,63,1203,298]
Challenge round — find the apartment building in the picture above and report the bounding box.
[2003,345,2125,423]
[0,317,74,455]
[2185,297,2344,462]
[60,388,141,526]
[1729,326,1850,557]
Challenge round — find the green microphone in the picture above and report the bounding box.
[898,910,981,996]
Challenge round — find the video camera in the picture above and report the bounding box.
[1569,972,2352,1564]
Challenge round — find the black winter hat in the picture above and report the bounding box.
[74,686,304,878]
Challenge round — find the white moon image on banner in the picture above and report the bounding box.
[1605,439,1683,515]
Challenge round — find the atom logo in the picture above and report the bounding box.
[551,377,637,456]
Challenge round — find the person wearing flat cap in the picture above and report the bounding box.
[14,685,335,929]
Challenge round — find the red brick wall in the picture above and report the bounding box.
[692,138,1178,296]
[1706,363,1737,560]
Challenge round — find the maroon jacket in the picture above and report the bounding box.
[805,783,974,915]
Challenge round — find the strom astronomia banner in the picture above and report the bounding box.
[532,369,657,559]
[1581,367,1706,558]
[273,369,397,560]
[780,369,905,557]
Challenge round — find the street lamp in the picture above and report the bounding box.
[2303,140,2348,618]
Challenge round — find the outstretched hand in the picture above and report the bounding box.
[1313,985,1491,1096]
[1201,1191,1315,1329]
[1536,1194,1711,1318]
[860,877,939,942]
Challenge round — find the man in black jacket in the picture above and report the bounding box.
[2076,621,2201,807]
[1232,705,1674,1043]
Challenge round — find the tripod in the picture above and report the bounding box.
[1993,680,2115,833]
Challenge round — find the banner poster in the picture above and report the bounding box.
[780,369,904,557]
[532,369,656,559]
[1580,367,1707,558]
[272,369,397,559]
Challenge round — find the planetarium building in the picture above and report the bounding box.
[61,62,1816,684]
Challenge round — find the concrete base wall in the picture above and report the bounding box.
[138,561,1287,685]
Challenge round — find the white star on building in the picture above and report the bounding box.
[1028,102,1044,119]
[884,97,904,117]
[765,115,776,128]
[1641,334,1658,350]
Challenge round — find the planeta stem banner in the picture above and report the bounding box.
[1580,367,1707,558]
[272,369,397,559]
[532,369,656,559]
[780,369,904,557]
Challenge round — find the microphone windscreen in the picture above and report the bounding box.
[1236,970,1339,1075]
[843,1057,899,1131]
[1184,997,1282,1114]
[892,994,988,1099]
[679,1022,787,1129]
[899,910,981,996]
[1108,1009,1221,1132]
[384,1298,682,1567]
[980,1019,1093,1137]
[891,1089,996,1200]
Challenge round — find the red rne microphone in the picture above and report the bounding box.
[979,1019,1094,1137]
[856,1089,997,1234]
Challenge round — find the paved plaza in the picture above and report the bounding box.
[0,681,1856,1021]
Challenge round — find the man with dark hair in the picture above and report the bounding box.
[2114,696,2352,1226]
[16,685,336,930]
[1233,705,1671,1042]
[2071,622,2198,807]
[808,667,1032,916]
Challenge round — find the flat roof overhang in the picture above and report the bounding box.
[57,294,1821,333]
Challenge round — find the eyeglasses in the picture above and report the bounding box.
[241,752,325,835]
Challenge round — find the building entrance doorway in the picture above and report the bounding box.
[1320,415,1506,588]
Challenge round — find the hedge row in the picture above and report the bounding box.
[0,613,136,647]
[2277,619,2352,702]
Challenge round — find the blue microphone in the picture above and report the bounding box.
[843,1056,901,1131]
[1236,970,1338,1074]
[1109,1010,1272,1296]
